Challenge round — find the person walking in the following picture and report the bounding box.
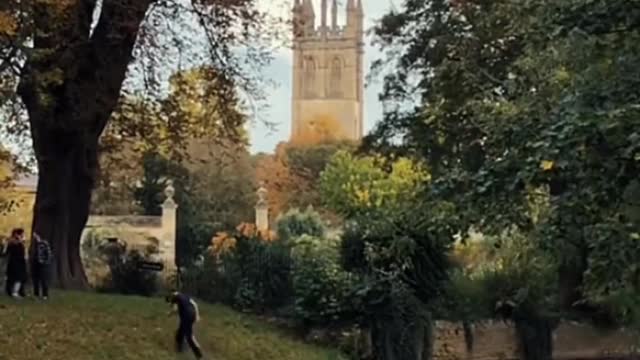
[30,232,52,300]
[166,291,204,359]
[4,228,27,298]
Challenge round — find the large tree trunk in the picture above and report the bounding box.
[29,127,98,289]
[16,0,153,289]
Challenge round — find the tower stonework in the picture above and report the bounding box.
[291,0,364,142]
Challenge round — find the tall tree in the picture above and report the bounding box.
[254,140,356,220]
[370,0,640,333]
[134,140,256,267]
[0,0,272,288]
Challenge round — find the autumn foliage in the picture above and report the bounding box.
[254,114,358,217]
[254,143,293,218]
[210,222,277,257]
[290,114,347,146]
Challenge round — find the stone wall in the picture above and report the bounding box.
[80,182,177,274]
[433,321,639,360]
[7,177,177,272]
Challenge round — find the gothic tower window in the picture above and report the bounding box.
[329,56,343,98]
[304,56,316,98]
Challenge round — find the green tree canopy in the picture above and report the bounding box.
[369,0,640,328]
[319,151,428,217]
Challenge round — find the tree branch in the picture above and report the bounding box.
[87,0,154,137]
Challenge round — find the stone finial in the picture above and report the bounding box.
[163,180,177,208]
[256,181,268,207]
[331,0,338,30]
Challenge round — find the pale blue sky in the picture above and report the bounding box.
[249,0,396,153]
[0,1,397,159]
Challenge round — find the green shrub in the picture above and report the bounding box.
[276,208,326,243]
[98,241,161,297]
[339,220,367,272]
[205,225,293,312]
[583,222,640,328]
[228,236,292,312]
[179,255,231,303]
[438,229,559,359]
[291,235,356,326]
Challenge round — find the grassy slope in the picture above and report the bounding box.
[0,291,343,360]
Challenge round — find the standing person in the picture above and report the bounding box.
[5,228,27,298]
[30,232,52,300]
[165,291,204,359]
[1,236,9,296]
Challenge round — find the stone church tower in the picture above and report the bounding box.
[290,0,364,142]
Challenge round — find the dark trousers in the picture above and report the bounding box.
[5,276,26,297]
[175,317,203,359]
[31,264,49,298]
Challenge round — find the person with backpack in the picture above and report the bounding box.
[165,291,204,359]
[4,228,27,298]
[30,232,52,300]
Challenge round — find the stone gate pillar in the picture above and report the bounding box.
[255,182,269,232]
[161,180,178,272]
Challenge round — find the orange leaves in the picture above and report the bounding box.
[0,11,17,36]
[254,143,293,218]
[210,222,277,257]
[210,231,236,256]
[235,222,277,242]
[291,114,346,146]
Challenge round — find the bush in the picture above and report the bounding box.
[98,241,161,297]
[291,235,356,326]
[178,255,228,303]
[436,228,559,359]
[582,222,640,328]
[226,235,292,312]
[276,208,326,243]
[206,223,293,312]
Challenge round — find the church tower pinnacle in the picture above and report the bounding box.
[320,0,328,37]
[290,0,365,143]
[331,0,338,31]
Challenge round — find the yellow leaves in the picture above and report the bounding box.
[320,151,429,214]
[210,223,279,257]
[390,157,430,185]
[494,100,519,117]
[553,67,571,85]
[354,188,371,206]
[540,160,554,171]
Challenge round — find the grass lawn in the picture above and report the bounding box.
[0,291,345,360]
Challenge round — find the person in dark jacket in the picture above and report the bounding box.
[4,228,27,298]
[166,291,203,359]
[30,232,52,300]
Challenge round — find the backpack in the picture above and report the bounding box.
[36,241,52,265]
